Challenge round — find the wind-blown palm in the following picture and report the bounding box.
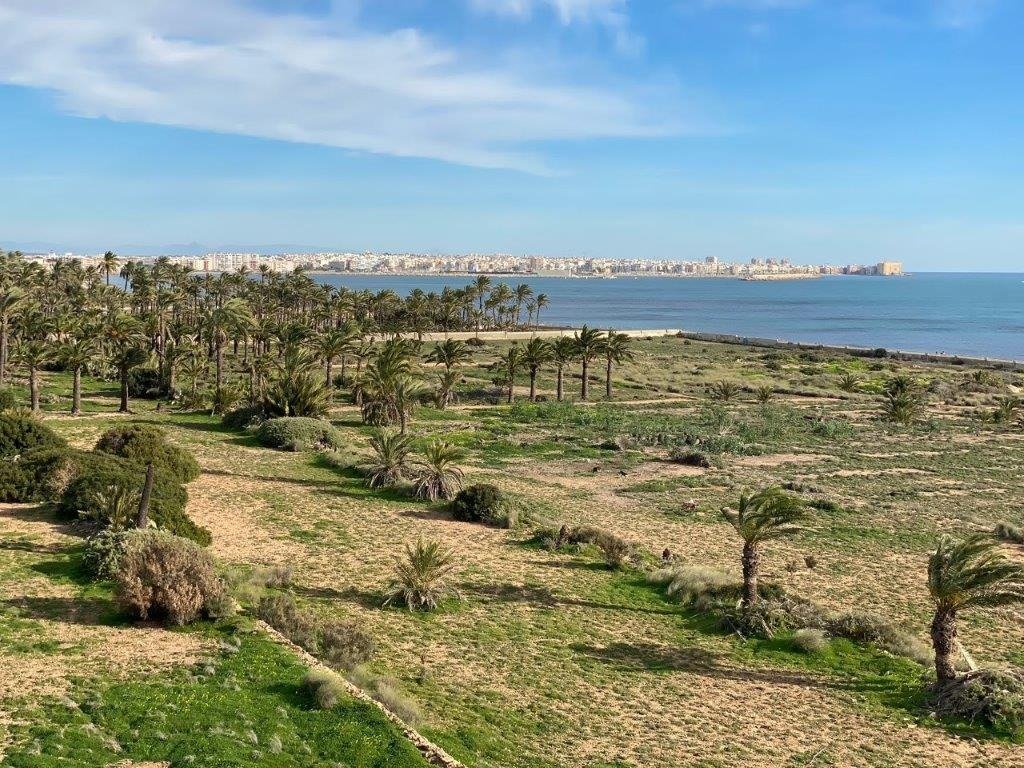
[0,286,25,385]
[573,325,604,401]
[551,337,575,402]
[722,488,810,607]
[521,337,552,402]
[927,535,1024,681]
[601,331,634,399]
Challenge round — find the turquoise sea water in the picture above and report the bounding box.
[311,272,1024,361]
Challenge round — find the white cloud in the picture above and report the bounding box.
[0,0,686,172]
[469,0,642,54]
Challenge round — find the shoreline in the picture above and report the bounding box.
[416,327,1023,369]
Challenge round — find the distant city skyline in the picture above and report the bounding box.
[2,1,1022,271]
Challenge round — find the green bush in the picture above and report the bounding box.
[792,628,828,654]
[0,388,16,412]
[303,668,349,710]
[82,528,133,580]
[221,404,268,430]
[126,367,165,398]
[0,412,66,459]
[94,424,201,483]
[450,483,505,524]
[57,451,210,546]
[255,417,342,452]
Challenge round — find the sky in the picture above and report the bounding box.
[0,0,1022,270]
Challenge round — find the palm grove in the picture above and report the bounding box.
[1,249,1023,741]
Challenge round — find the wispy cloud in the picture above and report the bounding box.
[469,0,642,54]
[0,0,688,172]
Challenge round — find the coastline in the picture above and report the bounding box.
[416,327,1024,369]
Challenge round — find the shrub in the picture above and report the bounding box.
[668,447,713,468]
[721,596,824,639]
[255,417,342,452]
[450,483,505,524]
[708,380,741,402]
[126,367,164,398]
[221,404,268,430]
[82,529,133,580]
[0,388,16,412]
[657,565,739,608]
[303,668,349,710]
[57,452,210,546]
[826,611,930,665]
[932,669,1024,732]
[0,413,66,459]
[256,593,321,650]
[792,628,829,654]
[347,667,423,726]
[321,620,376,671]
[94,424,200,483]
[994,522,1024,545]
[384,538,459,611]
[363,429,412,489]
[594,530,631,569]
[114,530,224,625]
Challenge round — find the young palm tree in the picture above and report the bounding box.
[435,369,461,410]
[573,325,603,401]
[412,441,466,501]
[551,337,575,402]
[927,534,1024,682]
[533,293,549,328]
[721,488,810,607]
[709,380,741,402]
[384,537,460,611]
[495,346,522,404]
[393,373,427,435]
[426,339,471,373]
[521,337,552,402]
[601,331,634,399]
[365,429,412,489]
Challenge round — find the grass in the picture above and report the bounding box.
[3,625,428,767]
[4,335,1024,766]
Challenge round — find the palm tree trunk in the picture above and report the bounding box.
[29,367,40,413]
[215,340,224,399]
[72,367,82,414]
[741,541,759,607]
[325,359,333,389]
[581,359,589,401]
[556,366,564,401]
[530,368,538,401]
[931,609,958,682]
[137,462,155,529]
[119,368,130,412]
[605,358,613,399]
[0,322,7,385]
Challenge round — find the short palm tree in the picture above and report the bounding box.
[721,488,810,607]
[435,368,461,410]
[709,380,741,402]
[13,339,48,413]
[365,429,412,489]
[412,441,466,501]
[384,538,460,611]
[927,535,1024,682]
[59,333,99,415]
[494,346,522,404]
[601,331,634,399]
[426,339,471,372]
[521,337,552,402]
[573,325,603,401]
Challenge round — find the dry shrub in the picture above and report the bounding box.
[792,628,829,654]
[257,593,374,670]
[348,667,423,726]
[932,669,1024,732]
[826,611,930,666]
[994,522,1024,545]
[594,530,632,569]
[115,530,225,626]
[303,668,348,710]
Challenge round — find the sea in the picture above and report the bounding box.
[310,272,1024,361]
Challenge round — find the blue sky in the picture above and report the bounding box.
[0,0,1021,270]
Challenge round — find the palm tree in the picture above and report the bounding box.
[573,325,603,401]
[601,331,634,399]
[412,441,466,501]
[394,373,427,434]
[533,293,549,328]
[110,341,150,413]
[384,537,460,611]
[495,346,522,404]
[0,286,25,386]
[209,298,252,406]
[721,488,810,607]
[927,534,1024,682]
[513,284,533,327]
[314,328,349,389]
[365,429,412,489]
[13,339,48,413]
[59,332,99,415]
[473,275,492,314]
[102,251,120,286]
[551,337,575,402]
[521,337,552,402]
[426,339,471,373]
[435,369,461,410]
